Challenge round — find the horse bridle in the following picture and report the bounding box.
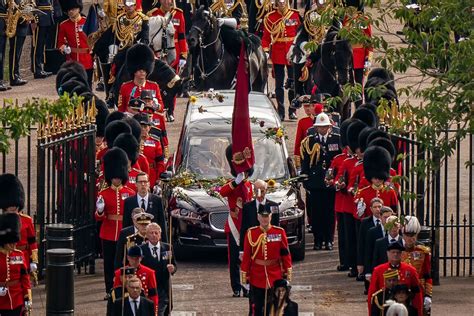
[150,16,175,57]
[319,34,353,93]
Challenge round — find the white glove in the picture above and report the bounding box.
[179,58,187,68]
[356,199,366,218]
[98,8,106,18]
[235,172,245,185]
[217,18,224,27]
[265,52,270,60]
[299,41,308,52]
[424,297,432,310]
[96,196,105,214]
[239,251,243,261]
[30,262,38,273]
[0,287,7,296]
[24,300,32,311]
[296,168,301,176]
[286,45,294,63]
[364,60,372,70]
[242,283,250,291]
[63,45,71,55]
[153,184,162,195]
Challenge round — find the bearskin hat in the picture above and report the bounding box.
[360,103,378,117]
[113,133,139,165]
[403,215,421,234]
[0,174,25,211]
[353,107,377,128]
[105,111,126,128]
[339,119,352,147]
[123,117,142,143]
[126,44,155,76]
[363,146,391,181]
[105,120,132,148]
[358,127,377,153]
[346,119,367,153]
[368,137,396,162]
[95,99,110,138]
[61,0,83,12]
[56,61,89,91]
[0,213,21,246]
[103,147,129,185]
[366,129,389,145]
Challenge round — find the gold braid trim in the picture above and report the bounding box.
[256,0,273,21]
[372,289,384,310]
[263,9,294,45]
[301,137,321,167]
[113,13,147,50]
[210,0,243,18]
[247,229,266,261]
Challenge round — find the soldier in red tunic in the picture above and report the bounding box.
[401,216,433,314]
[57,0,94,87]
[262,0,301,121]
[118,44,164,113]
[219,145,253,297]
[96,148,136,298]
[113,133,144,193]
[0,213,32,315]
[0,174,38,280]
[241,206,292,316]
[368,242,423,316]
[112,246,158,310]
[293,99,321,172]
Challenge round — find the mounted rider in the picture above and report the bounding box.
[248,0,274,37]
[210,0,245,29]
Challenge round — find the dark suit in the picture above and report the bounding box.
[357,216,376,267]
[372,235,403,269]
[140,242,177,316]
[112,295,155,316]
[364,224,385,274]
[239,199,280,251]
[31,0,54,74]
[123,194,168,243]
[114,226,147,270]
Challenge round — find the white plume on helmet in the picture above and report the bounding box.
[403,215,421,234]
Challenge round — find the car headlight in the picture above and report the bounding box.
[280,207,303,220]
[171,208,202,221]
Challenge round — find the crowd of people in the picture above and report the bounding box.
[0,0,435,315]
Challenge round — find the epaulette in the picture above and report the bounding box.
[59,19,68,26]
[126,232,138,240]
[357,185,371,193]
[147,8,159,16]
[272,226,285,231]
[265,10,277,19]
[416,244,431,254]
[138,12,149,20]
[19,213,32,219]
[249,225,260,231]
[123,80,133,85]
[131,168,141,173]
[355,159,363,166]
[371,289,384,310]
[173,7,183,13]
[333,153,346,159]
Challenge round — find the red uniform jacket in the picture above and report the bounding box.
[343,15,373,69]
[150,7,188,68]
[137,154,151,176]
[262,9,301,65]
[16,213,38,268]
[368,262,423,316]
[113,264,158,308]
[57,17,94,69]
[95,185,136,241]
[335,155,358,214]
[241,225,292,289]
[142,137,165,185]
[127,168,142,193]
[118,80,164,113]
[355,167,400,192]
[402,245,433,298]
[0,249,31,310]
[294,116,314,157]
[329,149,349,213]
[219,180,253,234]
[354,184,398,219]
[150,112,169,148]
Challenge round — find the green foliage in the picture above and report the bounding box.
[0,93,82,153]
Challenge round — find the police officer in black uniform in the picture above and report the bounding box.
[31,0,54,78]
[300,112,341,250]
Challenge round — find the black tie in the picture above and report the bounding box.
[376,219,381,226]
[152,246,158,259]
[133,300,138,315]
[258,204,265,214]
[141,199,146,210]
[390,238,396,243]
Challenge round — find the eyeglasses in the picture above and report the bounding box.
[137,180,149,184]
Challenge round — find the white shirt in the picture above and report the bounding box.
[137,193,149,211]
[148,241,160,260]
[388,234,400,243]
[129,296,140,315]
[319,133,328,143]
[373,216,381,227]
[256,198,266,210]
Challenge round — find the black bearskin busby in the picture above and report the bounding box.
[105,120,132,148]
[126,44,155,76]
[95,99,110,138]
[368,137,396,162]
[360,103,378,117]
[56,61,89,92]
[103,147,129,185]
[123,117,142,143]
[339,119,353,148]
[61,0,83,12]
[363,146,392,182]
[0,174,25,211]
[105,111,126,127]
[358,127,377,153]
[353,107,377,127]
[346,119,367,153]
[0,213,21,246]
[366,130,389,146]
[113,133,139,165]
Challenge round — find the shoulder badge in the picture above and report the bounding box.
[416,244,431,254]
[19,212,32,219]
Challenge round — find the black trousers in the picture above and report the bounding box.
[0,307,22,316]
[157,287,169,316]
[86,68,94,89]
[273,64,295,119]
[227,233,242,293]
[31,25,51,74]
[343,213,357,270]
[249,285,271,316]
[305,192,313,226]
[336,212,347,266]
[310,188,336,244]
[354,68,364,108]
[102,239,117,293]
[8,35,26,82]
[0,35,7,82]
[292,62,311,97]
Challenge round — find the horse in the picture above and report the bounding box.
[308,25,355,121]
[186,6,268,92]
[148,13,177,66]
[364,68,399,107]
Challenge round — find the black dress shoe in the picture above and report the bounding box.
[103,293,111,301]
[0,82,9,92]
[96,82,105,92]
[232,291,240,297]
[289,112,298,120]
[336,265,349,272]
[348,269,358,278]
[10,78,27,86]
[313,242,322,250]
[356,274,365,282]
[325,242,333,251]
[242,289,249,297]
[34,71,52,79]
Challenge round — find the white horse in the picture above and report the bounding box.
[149,13,177,66]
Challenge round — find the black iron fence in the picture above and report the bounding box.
[390,130,473,284]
